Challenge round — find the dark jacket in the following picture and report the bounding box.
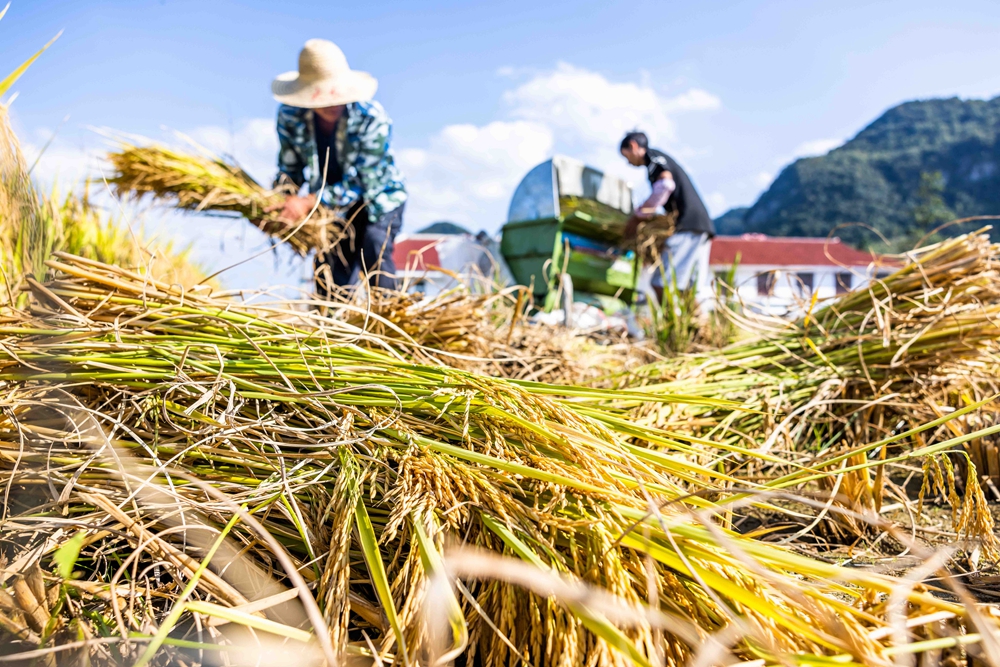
[645,148,714,237]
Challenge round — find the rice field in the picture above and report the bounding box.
[4,33,1000,667]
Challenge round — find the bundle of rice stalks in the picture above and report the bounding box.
[624,230,1000,545]
[558,195,627,224]
[0,253,994,666]
[106,143,345,256]
[558,195,630,242]
[0,109,206,296]
[634,213,676,265]
[316,278,657,384]
[320,282,525,364]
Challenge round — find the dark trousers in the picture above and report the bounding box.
[315,203,403,296]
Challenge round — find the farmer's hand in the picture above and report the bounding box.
[266,193,317,223]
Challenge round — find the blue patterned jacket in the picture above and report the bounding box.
[275,101,407,223]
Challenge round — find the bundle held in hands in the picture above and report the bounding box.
[107,142,345,256]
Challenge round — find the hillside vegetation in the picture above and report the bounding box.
[718,95,1000,247]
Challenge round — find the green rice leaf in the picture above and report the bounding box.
[0,30,61,100]
[411,516,468,663]
[184,600,312,642]
[133,510,243,667]
[52,530,85,579]
[128,633,226,651]
[355,494,410,664]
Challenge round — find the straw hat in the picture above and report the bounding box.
[271,39,378,109]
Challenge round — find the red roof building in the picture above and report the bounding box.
[393,235,442,271]
[709,234,879,268]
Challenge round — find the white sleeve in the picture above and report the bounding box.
[635,175,675,219]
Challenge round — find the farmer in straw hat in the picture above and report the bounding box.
[270,39,407,293]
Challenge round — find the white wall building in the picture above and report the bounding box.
[709,234,895,316]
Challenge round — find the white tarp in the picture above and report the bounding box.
[397,232,515,296]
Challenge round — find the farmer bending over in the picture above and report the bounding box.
[620,131,715,310]
[270,38,407,294]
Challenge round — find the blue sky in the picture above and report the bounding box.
[5,0,1000,289]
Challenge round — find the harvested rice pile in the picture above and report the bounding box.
[306,281,657,383]
[501,328,659,384]
[1,254,997,666]
[320,283,528,365]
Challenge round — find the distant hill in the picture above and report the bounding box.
[715,95,1000,247]
[416,221,472,235]
[713,206,749,236]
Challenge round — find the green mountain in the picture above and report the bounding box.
[713,206,749,235]
[716,95,1000,247]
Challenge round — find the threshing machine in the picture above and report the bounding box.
[499,155,640,313]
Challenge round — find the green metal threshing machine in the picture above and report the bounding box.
[500,155,639,313]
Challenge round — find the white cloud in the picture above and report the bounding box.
[793,137,842,158]
[186,118,279,186]
[660,88,722,113]
[502,62,701,156]
[399,62,722,232]
[755,171,773,188]
[397,120,554,230]
[704,192,727,216]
